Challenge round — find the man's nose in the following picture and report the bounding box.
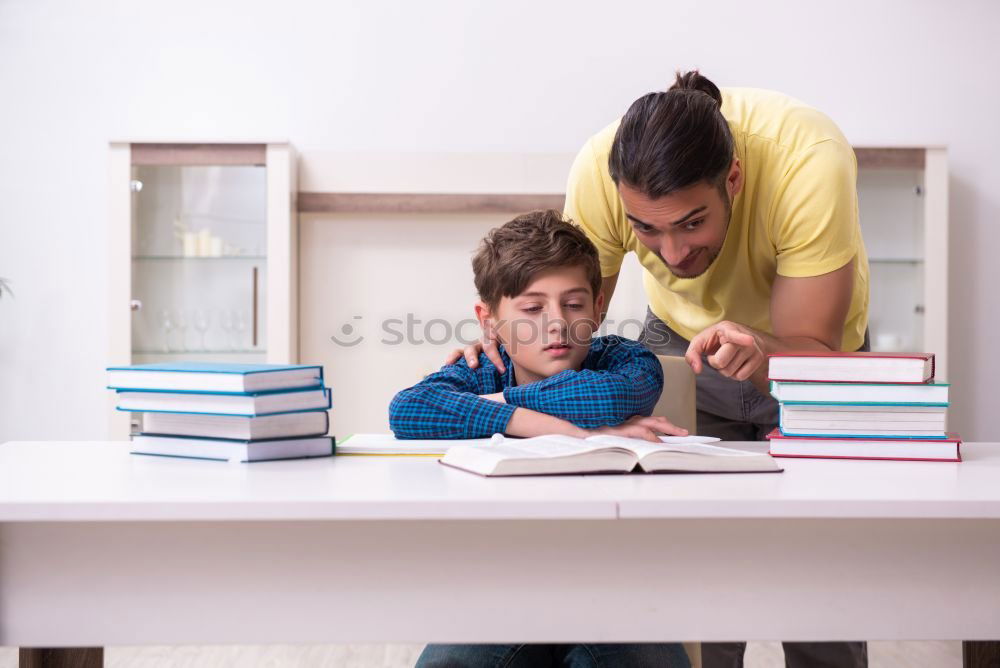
[660,237,690,266]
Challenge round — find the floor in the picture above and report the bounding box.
[0,641,962,667]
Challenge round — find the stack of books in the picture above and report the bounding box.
[765,352,960,462]
[107,362,334,462]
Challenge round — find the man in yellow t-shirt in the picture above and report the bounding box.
[566,71,870,668]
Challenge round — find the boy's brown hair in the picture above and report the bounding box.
[472,209,603,309]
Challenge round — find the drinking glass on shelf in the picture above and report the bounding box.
[193,310,211,351]
[157,309,174,353]
[174,310,189,352]
[232,310,247,351]
[219,309,233,351]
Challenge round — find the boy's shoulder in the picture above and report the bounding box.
[588,334,653,353]
[584,335,658,368]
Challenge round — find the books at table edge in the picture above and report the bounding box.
[128,434,336,463]
[766,429,962,462]
[131,433,337,445]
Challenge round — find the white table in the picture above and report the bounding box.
[2,440,999,662]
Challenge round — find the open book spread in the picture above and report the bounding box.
[440,434,781,476]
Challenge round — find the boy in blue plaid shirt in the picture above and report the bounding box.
[396,210,691,668]
[390,209,687,444]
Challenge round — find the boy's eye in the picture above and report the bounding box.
[521,306,543,313]
[564,303,584,310]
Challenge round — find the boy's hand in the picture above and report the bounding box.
[589,415,688,443]
[445,337,506,373]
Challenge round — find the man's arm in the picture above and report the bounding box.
[685,259,855,393]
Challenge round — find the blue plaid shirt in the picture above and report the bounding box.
[389,335,663,439]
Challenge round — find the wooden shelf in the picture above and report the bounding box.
[854,147,925,170]
[297,192,565,215]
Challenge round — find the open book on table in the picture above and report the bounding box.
[440,434,781,477]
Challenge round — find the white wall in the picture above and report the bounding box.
[1,0,997,440]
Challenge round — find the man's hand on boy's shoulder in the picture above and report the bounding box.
[446,337,506,373]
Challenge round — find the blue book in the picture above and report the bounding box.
[130,434,335,463]
[107,362,324,394]
[116,387,331,417]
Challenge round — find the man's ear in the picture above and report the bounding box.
[727,157,744,199]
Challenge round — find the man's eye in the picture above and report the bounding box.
[635,224,655,234]
[683,219,704,231]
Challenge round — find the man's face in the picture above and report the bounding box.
[618,169,737,279]
[479,266,603,385]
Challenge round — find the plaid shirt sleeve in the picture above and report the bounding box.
[501,336,663,428]
[388,356,516,439]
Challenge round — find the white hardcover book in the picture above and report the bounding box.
[770,381,949,405]
[130,435,334,463]
[141,411,329,441]
[440,434,778,477]
[107,362,323,393]
[117,387,330,416]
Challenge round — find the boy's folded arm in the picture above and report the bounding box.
[501,346,664,428]
[388,364,516,439]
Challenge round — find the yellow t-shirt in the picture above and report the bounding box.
[565,87,869,351]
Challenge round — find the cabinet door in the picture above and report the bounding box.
[130,164,269,362]
[858,166,925,352]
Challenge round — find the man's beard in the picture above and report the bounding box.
[660,244,722,279]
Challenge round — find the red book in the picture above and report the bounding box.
[767,352,934,384]
[767,429,961,462]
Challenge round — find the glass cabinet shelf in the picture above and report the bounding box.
[133,349,263,355]
[133,255,267,261]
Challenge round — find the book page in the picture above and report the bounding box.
[586,435,760,458]
[488,435,618,459]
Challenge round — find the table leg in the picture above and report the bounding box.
[963,642,1000,668]
[18,648,103,668]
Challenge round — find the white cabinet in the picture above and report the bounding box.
[856,147,948,378]
[107,143,298,438]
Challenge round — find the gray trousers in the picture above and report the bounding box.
[639,308,869,668]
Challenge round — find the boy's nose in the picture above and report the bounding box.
[547,312,569,333]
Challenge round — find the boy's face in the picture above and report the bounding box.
[476,265,603,385]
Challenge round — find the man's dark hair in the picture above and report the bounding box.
[472,210,602,310]
[609,70,734,199]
